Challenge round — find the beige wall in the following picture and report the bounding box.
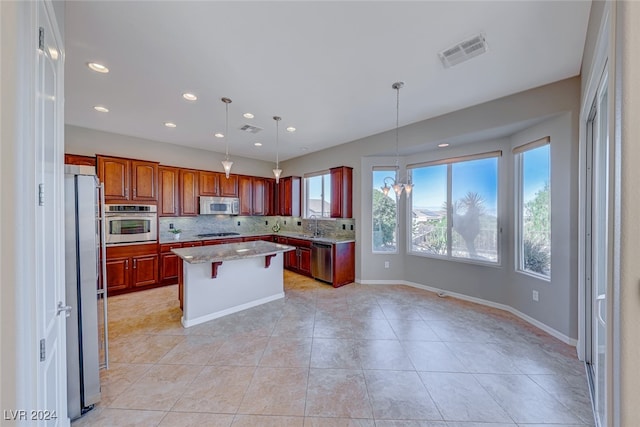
[618,1,640,423]
[65,125,277,178]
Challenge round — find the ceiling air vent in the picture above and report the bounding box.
[439,33,488,68]
[239,124,263,134]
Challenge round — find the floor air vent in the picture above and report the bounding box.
[439,33,488,68]
[240,124,263,134]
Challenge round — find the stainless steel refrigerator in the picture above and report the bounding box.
[64,165,108,420]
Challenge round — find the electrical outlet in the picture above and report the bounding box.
[265,220,268,225]
[169,223,174,229]
[297,221,302,226]
[350,224,353,230]
[532,290,539,302]
[384,261,390,269]
[342,224,346,230]
[237,221,241,226]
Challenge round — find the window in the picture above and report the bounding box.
[304,172,331,218]
[515,138,550,278]
[372,169,398,252]
[409,152,500,263]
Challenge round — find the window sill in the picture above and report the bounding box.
[408,251,502,269]
[516,269,551,282]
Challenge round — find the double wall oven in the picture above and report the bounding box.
[105,204,157,245]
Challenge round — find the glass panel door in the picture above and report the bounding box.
[586,69,609,427]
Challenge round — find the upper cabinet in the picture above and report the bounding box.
[218,174,239,197]
[199,171,238,197]
[330,166,353,218]
[179,169,199,216]
[97,155,158,203]
[278,176,301,217]
[238,176,271,216]
[158,166,179,217]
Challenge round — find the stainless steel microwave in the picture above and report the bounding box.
[199,196,239,215]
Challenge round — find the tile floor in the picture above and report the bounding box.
[73,272,594,427]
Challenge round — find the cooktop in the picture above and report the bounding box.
[195,232,241,238]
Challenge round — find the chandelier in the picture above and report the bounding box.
[380,81,413,197]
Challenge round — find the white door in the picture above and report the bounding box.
[585,67,609,427]
[35,1,67,425]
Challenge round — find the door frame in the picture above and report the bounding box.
[0,0,68,424]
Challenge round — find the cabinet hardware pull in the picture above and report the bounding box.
[125,259,129,269]
[133,259,137,269]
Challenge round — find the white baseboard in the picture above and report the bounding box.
[358,279,577,347]
[181,293,285,328]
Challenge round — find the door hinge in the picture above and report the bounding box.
[38,183,44,206]
[39,339,46,361]
[38,27,44,51]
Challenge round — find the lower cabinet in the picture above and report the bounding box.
[106,243,159,296]
[160,243,183,285]
[279,237,312,277]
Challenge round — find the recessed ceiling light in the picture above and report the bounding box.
[164,122,177,128]
[182,92,197,101]
[438,143,450,148]
[214,133,224,138]
[87,62,109,73]
[254,142,262,147]
[286,126,296,133]
[243,113,254,119]
[93,105,109,113]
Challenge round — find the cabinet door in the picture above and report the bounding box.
[330,166,353,218]
[160,253,180,283]
[132,254,159,287]
[158,166,179,217]
[179,169,199,216]
[219,174,238,197]
[106,256,129,292]
[238,175,253,215]
[252,177,265,216]
[285,248,298,270]
[131,160,158,201]
[278,177,301,217]
[299,247,312,276]
[199,171,219,196]
[98,156,130,201]
[264,179,275,216]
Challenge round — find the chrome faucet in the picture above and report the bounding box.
[309,214,320,237]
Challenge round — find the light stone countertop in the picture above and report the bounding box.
[171,240,296,264]
[161,231,355,245]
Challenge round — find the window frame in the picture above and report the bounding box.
[372,167,399,254]
[303,170,331,219]
[407,151,502,266]
[514,137,551,280]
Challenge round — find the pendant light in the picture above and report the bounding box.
[380,81,413,197]
[273,116,282,183]
[221,97,233,178]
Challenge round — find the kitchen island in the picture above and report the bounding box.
[172,240,295,327]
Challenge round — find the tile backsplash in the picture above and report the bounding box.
[159,215,355,242]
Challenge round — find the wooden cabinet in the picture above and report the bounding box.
[182,241,204,248]
[106,244,159,295]
[65,153,96,167]
[179,169,199,216]
[158,166,179,217]
[202,238,242,245]
[281,237,312,277]
[278,176,301,217]
[330,166,353,218]
[199,171,219,196]
[239,176,268,216]
[219,174,238,197]
[159,243,182,284]
[333,241,355,288]
[243,235,273,242]
[264,179,276,216]
[97,155,158,203]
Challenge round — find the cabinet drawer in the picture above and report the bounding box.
[160,243,183,253]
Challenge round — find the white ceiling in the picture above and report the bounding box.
[65,1,591,162]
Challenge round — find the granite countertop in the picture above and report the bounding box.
[161,231,355,245]
[171,240,296,264]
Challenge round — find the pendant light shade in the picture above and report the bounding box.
[273,116,282,183]
[221,97,233,178]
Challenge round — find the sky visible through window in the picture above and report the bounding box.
[523,145,550,201]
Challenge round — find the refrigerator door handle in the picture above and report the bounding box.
[97,182,109,370]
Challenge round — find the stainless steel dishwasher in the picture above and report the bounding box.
[311,242,333,283]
